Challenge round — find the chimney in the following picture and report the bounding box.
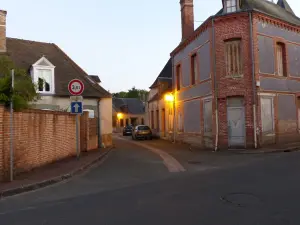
[180,0,194,41]
[0,10,7,52]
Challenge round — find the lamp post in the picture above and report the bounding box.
[164,93,176,143]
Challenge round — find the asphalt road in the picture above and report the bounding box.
[0,137,299,224]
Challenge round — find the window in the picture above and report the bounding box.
[141,118,144,125]
[156,110,159,130]
[37,69,52,92]
[225,0,237,13]
[276,42,287,77]
[178,112,183,132]
[261,97,274,133]
[151,111,154,129]
[168,105,174,130]
[204,100,212,133]
[225,39,242,77]
[120,119,124,127]
[176,65,181,91]
[83,109,95,118]
[32,57,55,94]
[191,54,197,85]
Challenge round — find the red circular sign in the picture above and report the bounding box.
[68,79,84,95]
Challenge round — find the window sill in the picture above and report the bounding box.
[39,92,55,96]
[226,74,243,78]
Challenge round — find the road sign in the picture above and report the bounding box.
[71,101,83,114]
[70,95,83,102]
[68,79,84,96]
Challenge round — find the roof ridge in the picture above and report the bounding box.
[7,37,53,45]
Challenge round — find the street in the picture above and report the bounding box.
[0,136,299,224]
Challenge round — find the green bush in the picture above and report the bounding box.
[0,56,39,111]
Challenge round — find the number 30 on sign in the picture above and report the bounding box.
[68,79,84,96]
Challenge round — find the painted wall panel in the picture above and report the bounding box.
[174,29,210,88]
[260,77,300,92]
[177,81,212,101]
[288,44,300,77]
[258,35,275,74]
[257,22,300,44]
[183,100,201,133]
[182,59,191,87]
[198,42,211,81]
[278,95,296,120]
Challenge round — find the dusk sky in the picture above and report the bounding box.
[2,0,299,93]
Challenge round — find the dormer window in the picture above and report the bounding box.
[225,0,237,13]
[32,56,55,94]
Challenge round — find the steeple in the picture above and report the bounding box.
[277,0,295,15]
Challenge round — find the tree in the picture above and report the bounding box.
[0,56,39,111]
[112,87,149,101]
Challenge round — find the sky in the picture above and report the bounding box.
[2,0,300,93]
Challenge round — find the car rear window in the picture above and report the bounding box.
[125,126,132,129]
[138,126,150,131]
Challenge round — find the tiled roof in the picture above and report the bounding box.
[6,38,111,98]
[113,98,145,115]
[148,93,160,103]
[150,58,172,89]
[89,75,101,83]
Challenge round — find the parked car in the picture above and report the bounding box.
[123,125,133,136]
[132,125,152,140]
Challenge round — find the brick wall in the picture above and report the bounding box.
[0,105,99,180]
[213,13,255,149]
[80,111,99,152]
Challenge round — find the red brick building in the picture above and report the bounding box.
[170,0,300,150]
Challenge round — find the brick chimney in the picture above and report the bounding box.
[0,10,6,52]
[180,0,194,41]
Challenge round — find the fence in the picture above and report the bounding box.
[0,105,98,180]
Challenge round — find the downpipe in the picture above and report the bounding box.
[212,18,219,152]
[249,12,258,149]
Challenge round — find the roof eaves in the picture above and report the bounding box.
[252,8,300,27]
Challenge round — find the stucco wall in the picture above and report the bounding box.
[100,98,113,147]
[32,96,98,113]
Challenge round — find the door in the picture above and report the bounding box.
[227,98,245,148]
[162,109,166,137]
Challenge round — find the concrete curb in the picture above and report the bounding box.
[233,146,300,154]
[0,147,114,199]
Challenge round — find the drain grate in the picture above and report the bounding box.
[220,192,262,208]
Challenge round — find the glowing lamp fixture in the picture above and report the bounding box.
[164,93,174,102]
[117,113,123,119]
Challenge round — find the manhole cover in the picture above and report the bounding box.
[188,160,202,164]
[221,193,262,207]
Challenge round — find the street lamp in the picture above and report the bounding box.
[164,93,174,102]
[164,93,176,143]
[117,113,123,119]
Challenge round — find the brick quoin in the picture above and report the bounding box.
[213,13,255,149]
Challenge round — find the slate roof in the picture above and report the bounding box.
[217,0,300,26]
[150,58,172,88]
[6,38,111,98]
[113,98,145,115]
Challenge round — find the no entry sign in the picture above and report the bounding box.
[68,79,84,96]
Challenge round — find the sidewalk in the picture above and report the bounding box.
[0,147,113,198]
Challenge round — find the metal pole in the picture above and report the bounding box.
[76,114,80,159]
[10,69,14,182]
[249,12,258,149]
